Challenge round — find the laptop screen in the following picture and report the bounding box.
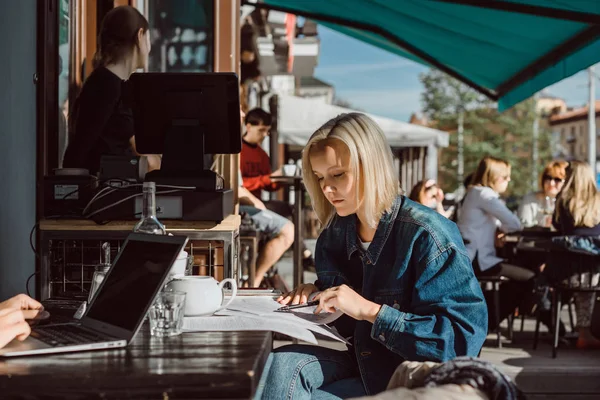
[84,234,187,333]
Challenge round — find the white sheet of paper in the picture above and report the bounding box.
[223,295,343,325]
[224,296,281,315]
[182,315,318,344]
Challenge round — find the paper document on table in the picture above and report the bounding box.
[217,309,350,345]
[284,305,344,325]
[224,296,281,316]
[182,315,318,344]
[223,295,343,325]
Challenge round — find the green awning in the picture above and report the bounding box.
[252,0,600,111]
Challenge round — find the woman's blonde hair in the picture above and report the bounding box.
[302,113,399,228]
[555,160,600,228]
[539,160,568,190]
[471,156,511,188]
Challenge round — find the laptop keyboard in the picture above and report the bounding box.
[30,324,116,347]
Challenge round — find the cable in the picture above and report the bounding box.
[82,180,192,216]
[85,192,143,219]
[81,181,142,216]
[84,189,188,220]
[155,184,196,190]
[58,175,100,201]
[25,271,39,297]
[29,222,40,259]
[82,186,118,216]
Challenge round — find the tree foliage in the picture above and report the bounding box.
[420,69,553,199]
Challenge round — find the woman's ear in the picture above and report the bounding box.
[137,28,144,46]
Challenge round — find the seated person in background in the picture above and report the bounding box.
[552,160,600,349]
[238,171,294,288]
[240,108,315,269]
[240,108,282,197]
[409,179,453,218]
[518,160,567,228]
[0,294,48,349]
[457,156,535,331]
[257,113,486,399]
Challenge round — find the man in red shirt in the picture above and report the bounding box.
[240,109,315,278]
[240,108,282,197]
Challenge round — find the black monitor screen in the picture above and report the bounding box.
[129,72,241,155]
[85,235,185,332]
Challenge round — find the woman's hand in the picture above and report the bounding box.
[277,283,319,305]
[435,187,445,203]
[314,284,381,323]
[495,231,506,248]
[0,309,31,349]
[0,294,43,313]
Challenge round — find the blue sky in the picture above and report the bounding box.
[313,26,599,122]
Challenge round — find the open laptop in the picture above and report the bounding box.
[0,233,188,357]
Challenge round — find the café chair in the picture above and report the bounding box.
[239,212,289,293]
[532,247,600,358]
[478,275,512,348]
[464,237,514,348]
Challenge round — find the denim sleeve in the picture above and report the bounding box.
[370,246,488,362]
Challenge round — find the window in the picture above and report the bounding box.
[57,0,71,167]
[147,0,214,72]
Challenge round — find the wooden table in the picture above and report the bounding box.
[37,215,241,300]
[0,328,272,399]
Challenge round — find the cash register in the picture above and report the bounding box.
[76,72,242,223]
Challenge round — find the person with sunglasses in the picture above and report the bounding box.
[518,161,568,228]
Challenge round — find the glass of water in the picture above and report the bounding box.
[149,291,186,337]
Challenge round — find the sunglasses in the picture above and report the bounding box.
[543,175,564,184]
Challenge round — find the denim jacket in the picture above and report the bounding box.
[314,196,488,395]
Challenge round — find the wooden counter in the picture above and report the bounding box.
[39,214,241,232]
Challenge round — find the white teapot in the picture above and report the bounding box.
[166,276,237,316]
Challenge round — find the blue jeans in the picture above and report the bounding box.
[255,344,366,400]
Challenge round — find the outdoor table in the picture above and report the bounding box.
[0,327,272,399]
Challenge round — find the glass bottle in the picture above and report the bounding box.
[88,242,111,303]
[133,181,166,235]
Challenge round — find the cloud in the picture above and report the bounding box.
[315,60,417,75]
[545,63,600,107]
[335,88,423,122]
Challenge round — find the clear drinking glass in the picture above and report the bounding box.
[541,196,556,227]
[133,181,166,235]
[88,265,111,303]
[88,242,112,303]
[149,291,186,337]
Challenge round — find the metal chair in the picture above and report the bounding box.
[478,275,512,348]
[533,247,600,358]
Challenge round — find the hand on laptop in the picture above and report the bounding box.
[0,294,49,349]
[0,294,45,315]
[0,308,32,348]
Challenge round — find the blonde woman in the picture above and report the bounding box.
[457,156,535,330]
[552,160,600,348]
[518,160,568,227]
[256,113,487,399]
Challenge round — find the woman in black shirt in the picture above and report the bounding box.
[62,6,151,175]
